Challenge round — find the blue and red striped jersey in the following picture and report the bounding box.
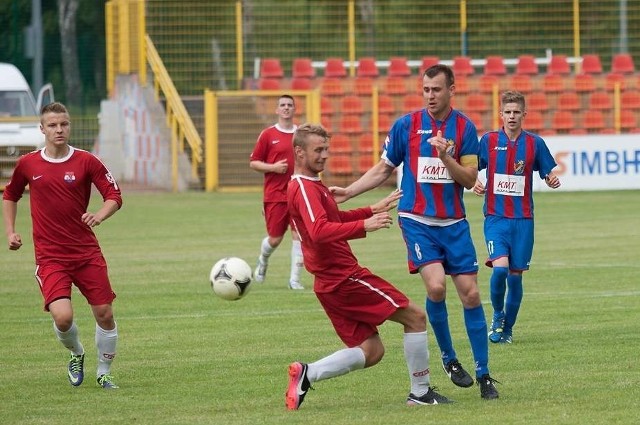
[478,129,557,218]
[383,108,479,219]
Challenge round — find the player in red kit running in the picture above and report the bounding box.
[284,123,451,410]
[250,94,304,289]
[2,102,122,389]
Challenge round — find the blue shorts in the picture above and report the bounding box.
[483,215,534,271]
[399,217,478,276]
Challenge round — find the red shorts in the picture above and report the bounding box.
[316,268,410,347]
[263,202,291,238]
[35,255,116,311]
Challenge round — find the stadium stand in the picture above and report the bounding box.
[377,113,394,134]
[378,95,395,115]
[478,74,501,93]
[325,57,347,78]
[542,73,566,93]
[588,90,613,110]
[605,72,626,90]
[620,110,638,132]
[260,58,284,78]
[484,55,507,75]
[464,93,490,112]
[453,56,475,76]
[292,58,315,79]
[558,91,581,111]
[321,97,334,117]
[611,53,635,74]
[402,94,424,111]
[581,54,603,74]
[320,78,345,96]
[525,110,545,133]
[581,109,611,134]
[420,56,440,73]
[551,110,576,133]
[528,92,550,112]
[382,76,408,96]
[621,90,640,110]
[290,77,313,90]
[258,78,281,90]
[341,95,364,115]
[510,74,534,93]
[573,73,597,93]
[388,56,411,77]
[353,77,375,96]
[338,115,364,135]
[357,57,379,78]
[516,55,539,75]
[547,54,571,75]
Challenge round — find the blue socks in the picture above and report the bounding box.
[426,298,455,365]
[490,267,508,313]
[464,305,489,377]
[504,274,523,332]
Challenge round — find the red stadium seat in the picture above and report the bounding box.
[378,95,395,115]
[516,55,539,75]
[330,133,352,153]
[388,56,411,77]
[484,55,507,75]
[605,73,626,91]
[573,73,597,93]
[353,77,375,96]
[588,91,613,110]
[403,94,424,111]
[620,110,638,131]
[420,56,440,74]
[338,115,364,134]
[542,74,566,93]
[551,111,576,133]
[547,54,571,75]
[510,74,534,93]
[611,53,635,74]
[621,90,640,110]
[320,97,334,117]
[453,56,475,76]
[320,78,345,96]
[328,154,353,175]
[464,93,490,112]
[581,109,611,133]
[325,57,347,78]
[527,92,550,112]
[382,76,408,96]
[290,78,313,90]
[258,78,281,90]
[557,91,581,111]
[478,75,501,94]
[525,110,545,132]
[454,75,471,94]
[581,54,603,74]
[260,58,284,78]
[292,58,315,79]
[340,95,364,115]
[357,57,379,78]
[377,113,394,134]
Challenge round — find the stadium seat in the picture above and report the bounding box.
[292,58,315,79]
[260,58,284,78]
[340,95,364,115]
[510,74,534,93]
[357,133,374,154]
[291,78,313,90]
[605,73,626,91]
[403,94,424,111]
[478,75,501,94]
[453,75,471,94]
[382,76,408,96]
[581,54,603,74]
[328,154,353,175]
[621,90,640,110]
[330,133,352,153]
[464,93,490,112]
[525,110,545,133]
[527,92,550,112]
[611,53,635,74]
[588,90,613,110]
[516,55,539,75]
[581,109,612,133]
[557,91,581,111]
[573,73,597,93]
[547,54,571,75]
[320,78,345,96]
[325,57,347,78]
[353,77,375,96]
[620,109,638,132]
[338,115,364,134]
[453,56,475,76]
[258,78,281,90]
[388,56,411,77]
[377,113,394,134]
[420,56,440,73]
[357,57,379,78]
[484,55,507,75]
[321,97,334,117]
[542,74,566,93]
[551,110,576,133]
[378,95,395,115]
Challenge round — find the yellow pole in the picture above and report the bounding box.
[460,0,467,55]
[205,90,219,191]
[118,0,130,73]
[137,0,146,86]
[573,0,581,73]
[236,1,244,89]
[105,2,114,95]
[348,0,356,77]
[371,86,379,167]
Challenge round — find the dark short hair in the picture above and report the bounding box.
[423,64,455,87]
[501,90,526,110]
[41,102,68,116]
[279,94,295,106]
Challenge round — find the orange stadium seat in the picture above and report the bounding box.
[357,57,379,78]
[453,75,471,94]
[330,133,352,153]
[388,56,411,77]
[611,53,635,74]
[328,154,352,175]
[524,110,545,133]
[292,58,315,79]
[528,92,550,112]
[357,133,374,154]
[551,110,576,133]
[516,55,539,75]
[588,91,613,110]
[542,74,566,93]
[320,97,334,117]
[581,54,603,74]
[325,57,347,78]
[621,90,640,110]
[581,109,611,133]
[453,56,475,76]
[605,73,626,91]
[377,113,394,134]
[478,75,501,94]
[382,76,408,96]
[557,91,581,111]
[291,78,313,90]
[353,77,375,96]
[464,93,489,112]
[378,95,395,115]
[341,95,364,115]
[258,78,281,90]
[338,115,364,135]
[260,58,284,78]
[320,78,345,96]
[510,74,534,94]
[484,55,507,75]
[420,56,440,73]
[620,110,638,132]
[573,73,597,93]
[547,55,571,75]
[403,94,424,111]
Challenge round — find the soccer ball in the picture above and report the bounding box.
[210,257,252,301]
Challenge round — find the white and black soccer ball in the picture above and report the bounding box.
[210,257,252,301]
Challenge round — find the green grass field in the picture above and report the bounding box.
[1,188,639,424]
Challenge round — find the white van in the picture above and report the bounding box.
[0,62,54,189]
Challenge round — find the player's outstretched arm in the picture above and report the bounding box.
[363,212,393,233]
[330,160,394,203]
[370,189,402,214]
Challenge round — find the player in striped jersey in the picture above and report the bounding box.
[473,90,560,344]
[331,65,498,399]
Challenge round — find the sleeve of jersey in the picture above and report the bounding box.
[477,135,488,171]
[535,138,558,179]
[382,116,408,167]
[249,131,267,162]
[1,159,28,202]
[90,155,122,207]
[292,183,366,244]
[339,207,373,223]
[459,123,479,169]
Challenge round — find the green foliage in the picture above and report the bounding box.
[1,188,639,424]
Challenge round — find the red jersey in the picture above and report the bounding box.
[287,175,373,292]
[3,147,123,263]
[250,124,296,202]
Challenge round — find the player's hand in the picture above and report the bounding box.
[364,212,393,232]
[472,179,486,196]
[329,186,350,204]
[273,159,288,174]
[82,212,103,228]
[370,189,402,214]
[428,130,448,159]
[7,232,22,250]
[545,173,561,189]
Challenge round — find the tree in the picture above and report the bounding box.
[57,0,81,105]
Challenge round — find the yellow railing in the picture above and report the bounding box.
[146,35,203,189]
